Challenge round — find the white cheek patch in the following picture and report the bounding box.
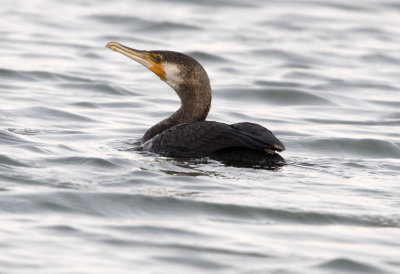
[162,62,182,90]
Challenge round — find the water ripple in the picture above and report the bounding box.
[88,14,201,32]
[218,88,333,106]
[20,107,97,123]
[298,138,400,158]
[316,258,386,273]
[1,192,398,227]
[0,68,93,83]
[0,154,33,168]
[57,82,137,96]
[1,0,400,273]
[187,51,228,63]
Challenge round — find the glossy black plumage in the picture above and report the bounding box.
[143,121,285,167]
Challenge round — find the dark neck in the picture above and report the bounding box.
[142,83,211,143]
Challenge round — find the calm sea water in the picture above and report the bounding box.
[1,0,400,273]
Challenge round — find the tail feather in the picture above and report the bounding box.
[229,123,285,151]
[221,129,269,150]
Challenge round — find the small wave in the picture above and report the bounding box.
[252,49,323,66]
[369,100,400,109]
[7,128,48,136]
[155,0,258,7]
[70,102,99,109]
[88,14,201,32]
[80,52,103,59]
[299,137,400,159]
[37,224,80,235]
[139,21,201,32]
[0,154,33,168]
[87,14,148,25]
[218,88,333,106]
[57,81,137,96]
[186,51,228,63]
[96,35,155,45]
[313,78,398,93]
[305,1,375,12]
[7,128,84,136]
[18,106,97,123]
[0,130,31,145]
[44,157,124,169]
[0,68,94,83]
[306,117,400,126]
[360,53,400,66]
[102,233,268,261]
[254,80,303,88]
[1,192,398,227]
[349,26,393,41]
[382,2,400,10]
[315,258,385,273]
[0,68,36,82]
[260,88,332,105]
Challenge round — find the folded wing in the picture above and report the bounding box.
[144,121,285,158]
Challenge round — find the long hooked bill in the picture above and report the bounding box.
[106,41,166,80]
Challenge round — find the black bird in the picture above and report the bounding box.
[106,42,285,167]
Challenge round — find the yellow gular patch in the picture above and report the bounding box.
[150,64,166,81]
[145,53,166,81]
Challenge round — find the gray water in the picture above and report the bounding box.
[1,0,400,273]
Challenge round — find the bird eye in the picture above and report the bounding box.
[155,55,162,63]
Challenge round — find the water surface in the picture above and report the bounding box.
[0,0,399,273]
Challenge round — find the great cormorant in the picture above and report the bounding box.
[106,42,285,167]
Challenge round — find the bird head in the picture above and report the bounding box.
[106,41,167,80]
[106,41,209,94]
